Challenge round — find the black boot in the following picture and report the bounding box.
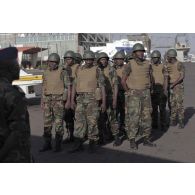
[152,124,158,129]
[54,134,63,152]
[63,128,74,144]
[160,124,167,132]
[143,137,156,147]
[113,134,122,147]
[88,140,98,153]
[39,134,52,152]
[170,120,177,127]
[68,138,83,153]
[178,121,184,129]
[130,138,137,150]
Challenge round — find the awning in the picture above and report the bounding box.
[17,47,47,54]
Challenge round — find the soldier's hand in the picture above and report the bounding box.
[65,101,71,109]
[101,103,106,113]
[170,84,175,89]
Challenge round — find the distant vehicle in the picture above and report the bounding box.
[12,69,43,98]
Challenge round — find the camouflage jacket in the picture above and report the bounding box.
[0,78,31,162]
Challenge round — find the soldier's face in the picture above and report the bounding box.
[65,58,74,66]
[167,57,176,63]
[85,59,94,66]
[152,57,160,64]
[114,59,124,66]
[99,58,108,67]
[134,51,144,60]
[48,61,58,70]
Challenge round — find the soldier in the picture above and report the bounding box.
[63,50,77,143]
[151,50,168,131]
[122,43,156,150]
[97,52,122,146]
[166,49,185,128]
[0,47,31,162]
[69,50,106,153]
[74,52,83,65]
[113,51,126,137]
[40,53,71,152]
[125,52,134,63]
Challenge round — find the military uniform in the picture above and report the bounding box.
[151,63,168,130]
[115,65,125,133]
[150,50,168,131]
[73,64,105,142]
[0,47,31,162]
[113,51,126,136]
[41,53,71,152]
[123,58,152,140]
[63,51,77,143]
[42,66,71,135]
[101,64,119,137]
[167,60,185,126]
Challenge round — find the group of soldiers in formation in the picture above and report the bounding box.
[0,43,185,162]
[40,43,185,153]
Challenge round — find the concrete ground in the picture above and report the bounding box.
[28,63,195,163]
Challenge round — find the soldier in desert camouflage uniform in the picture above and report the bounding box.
[40,53,71,152]
[122,43,156,150]
[69,50,106,153]
[166,49,185,129]
[97,52,122,146]
[150,50,168,132]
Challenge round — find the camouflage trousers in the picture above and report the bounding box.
[74,93,100,141]
[125,89,152,139]
[151,88,167,128]
[43,95,64,136]
[116,91,125,131]
[98,96,119,137]
[169,83,184,123]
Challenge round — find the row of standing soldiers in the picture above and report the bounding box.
[40,43,185,153]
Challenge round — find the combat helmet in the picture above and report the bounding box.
[132,43,145,52]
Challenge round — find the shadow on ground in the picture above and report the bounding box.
[31,135,179,163]
[184,107,195,126]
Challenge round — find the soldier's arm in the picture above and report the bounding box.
[63,67,71,108]
[171,62,185,88]
[121,63,131,91]
[112,68,118,109]
[70,70,77,110]
[0,91,30,161]
[41,73,46,108]
[149,65,154,93]
[97,68,106,112]
[163,65,168,95]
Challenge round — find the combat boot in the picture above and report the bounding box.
[39,134,52,152]
[178,121,184,129]
[113,134,122,147]
[63,128,74,144]
[152,123,158,129]
[129,138,137,150]
[143,137,156,147]
[88,140,98,153]
[68,138,83,153]
[54,134,63,152]
[170,120,177,127]
[160,124,167,132]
